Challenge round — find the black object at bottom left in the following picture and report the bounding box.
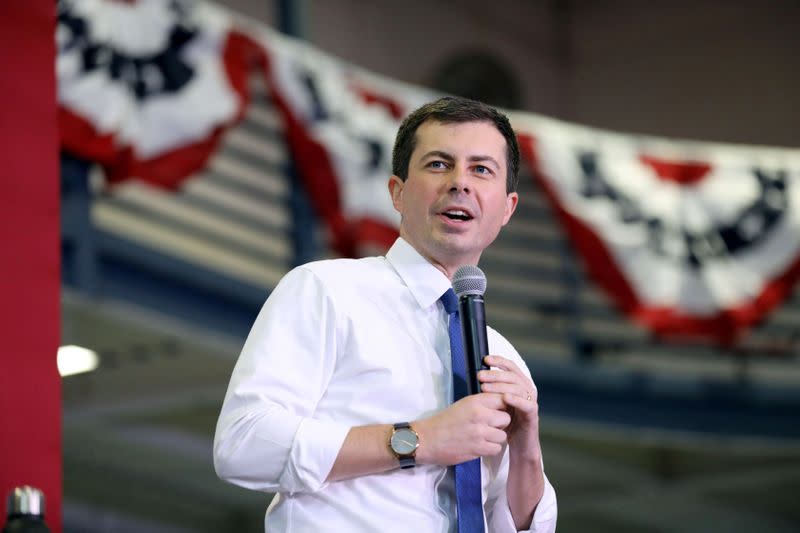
[3,486,50,533]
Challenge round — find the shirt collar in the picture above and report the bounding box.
[385,238,452,310]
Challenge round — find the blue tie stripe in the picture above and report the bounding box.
[441,288,485,533]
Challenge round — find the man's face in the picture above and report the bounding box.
[388,120,518,276]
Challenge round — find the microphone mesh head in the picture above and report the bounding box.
[452,265,487,297]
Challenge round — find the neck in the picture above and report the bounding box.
[399,237,480,280]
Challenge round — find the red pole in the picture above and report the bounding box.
[0,1,62,531]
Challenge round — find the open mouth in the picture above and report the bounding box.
[441,209,473,222]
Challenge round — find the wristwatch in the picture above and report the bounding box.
[389,422,419,469]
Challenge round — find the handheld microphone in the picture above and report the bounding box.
[452,265,490,396]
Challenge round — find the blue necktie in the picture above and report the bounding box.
[441,288,485,533]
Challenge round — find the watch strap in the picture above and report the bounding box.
[398,456,416,469]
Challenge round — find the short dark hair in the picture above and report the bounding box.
[391,96,520,193]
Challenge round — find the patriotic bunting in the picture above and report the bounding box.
[513,116,800,342]
[57,0,257,187]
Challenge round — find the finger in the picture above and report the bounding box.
[503,392,538,415]
[482,368,537,401]
[483,426,508,445]
[491,380,536,399]
[478,441,504,457]
[480,381,527,398]
[475,392,507,410]
[478,369,528,387]
[483,355,523,374]
[485,360,532,387]
[487,408,512,429]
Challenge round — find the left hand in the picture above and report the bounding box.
[477,355,541,461]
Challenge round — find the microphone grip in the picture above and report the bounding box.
[458,294,490,396]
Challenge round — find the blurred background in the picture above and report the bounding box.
[54,0,799,532]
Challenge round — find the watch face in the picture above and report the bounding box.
[391,428,418,455]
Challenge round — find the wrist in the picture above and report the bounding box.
[409,418,431,465]
[508,433,543,465]
[509,444,542,465]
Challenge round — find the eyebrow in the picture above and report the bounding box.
[420,150,501,170]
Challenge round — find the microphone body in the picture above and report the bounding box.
[452,265,490,396]
[458,294,490,395]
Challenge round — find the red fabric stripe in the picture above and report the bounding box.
[639,155,712,186]
[0,1,62,531]
[353,86,407,120]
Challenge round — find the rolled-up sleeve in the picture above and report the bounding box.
[484,330,558,532]
[487,469,558,533]
[213,266,350,494]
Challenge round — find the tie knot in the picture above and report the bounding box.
[440,288,458,314]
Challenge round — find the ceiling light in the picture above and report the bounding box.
[57,345,99,377]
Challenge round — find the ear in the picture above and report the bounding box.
[388,175,404,213]
[501,192,519,226]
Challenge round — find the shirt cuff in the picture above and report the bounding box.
[528,473,558,533]
[278,417,351,494]
[488,472,558,533]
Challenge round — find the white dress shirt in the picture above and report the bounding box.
[214,238,557,532]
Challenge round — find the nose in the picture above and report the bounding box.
[446,164,470,193]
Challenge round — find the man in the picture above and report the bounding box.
[214,96,557,532]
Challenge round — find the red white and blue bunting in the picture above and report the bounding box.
[57,0,257,187]
[513,116,800,342]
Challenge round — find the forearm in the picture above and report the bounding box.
[326,424,397,482]
[327,394,508,483]
[507,451,545,531]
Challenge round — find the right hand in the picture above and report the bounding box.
[413,393,511,466]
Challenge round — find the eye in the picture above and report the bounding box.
[474,165,492,175]
[427,160,448,169]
